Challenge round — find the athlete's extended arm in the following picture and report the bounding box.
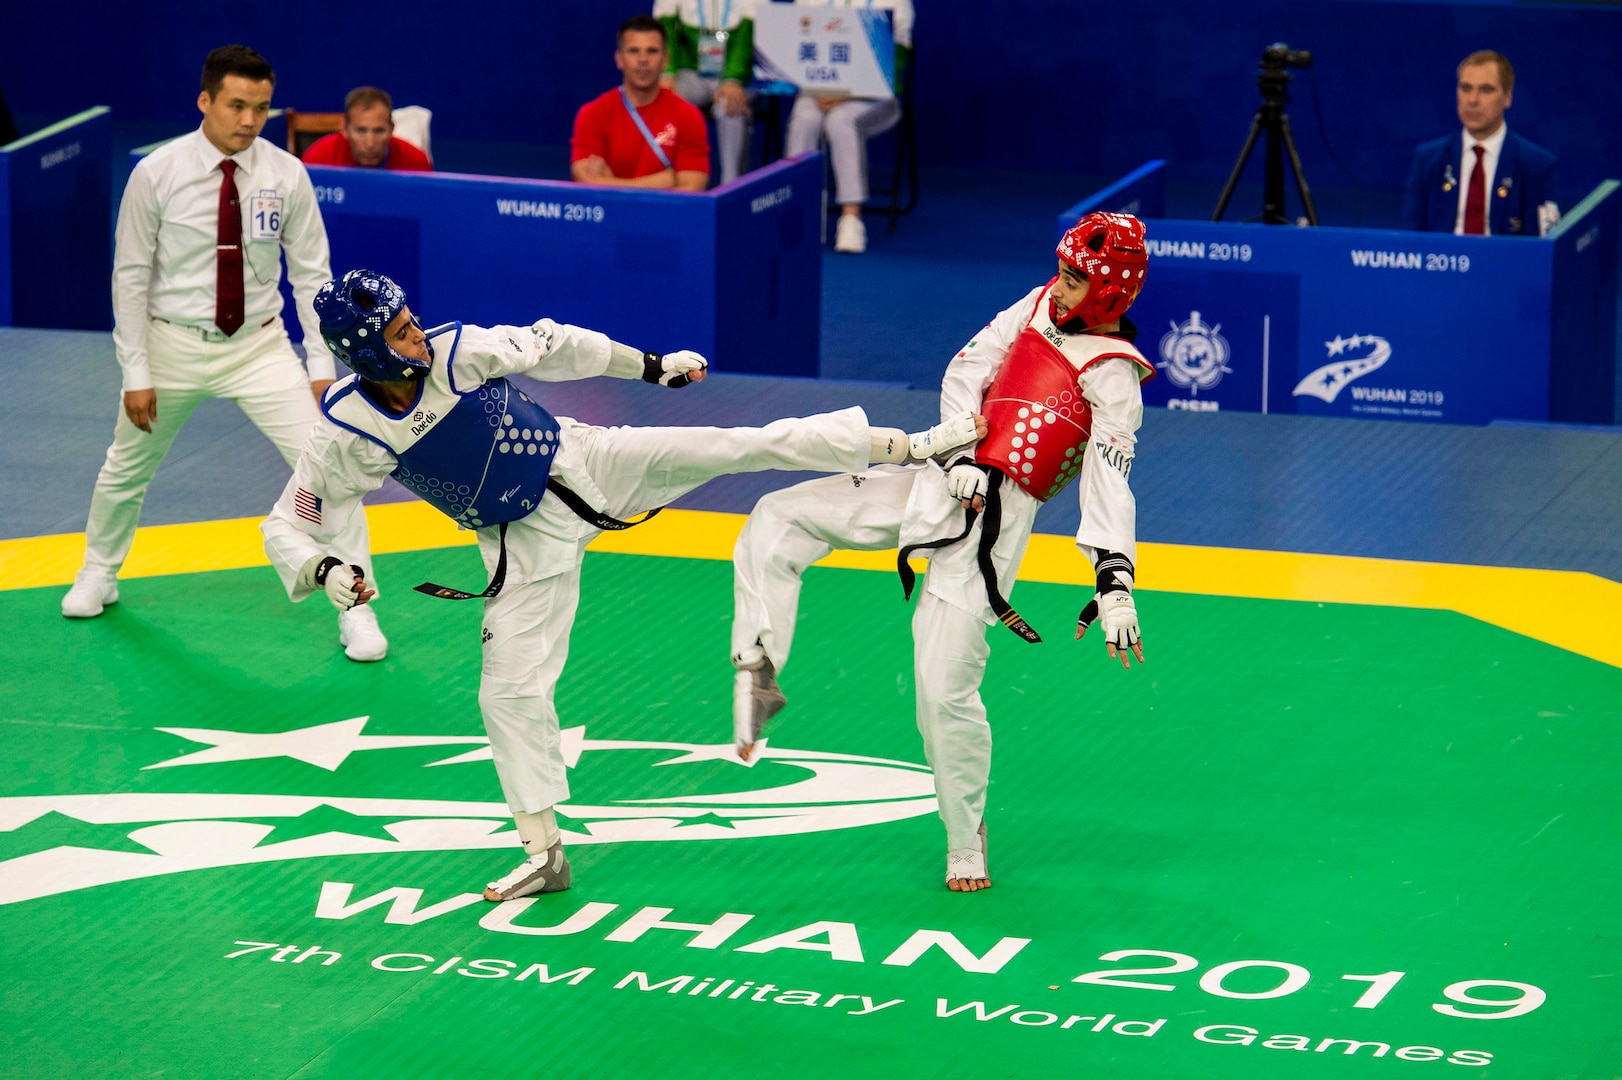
[445,323,705,389]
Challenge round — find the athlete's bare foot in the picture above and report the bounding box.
[946,874,991,892]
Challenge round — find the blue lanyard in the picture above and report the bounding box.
[619,87,674,170]
[699,0,732,30]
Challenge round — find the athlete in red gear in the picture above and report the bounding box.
[730,212,1153,891]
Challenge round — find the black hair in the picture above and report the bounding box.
[618,14,667,47]
[201,45,274,98]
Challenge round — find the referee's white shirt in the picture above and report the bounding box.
[111,125,336,392]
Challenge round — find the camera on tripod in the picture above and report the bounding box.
[1212,41,1321,225]
[1260,43,1312,71]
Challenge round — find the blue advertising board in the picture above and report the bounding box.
[128,141,825,379]
[1063,168,1621,425]
[0,107,112,330]
[1547,181,1621,425]
[1132,221,1551,424]
[301,155,823,378]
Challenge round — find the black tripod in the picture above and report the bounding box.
[1212,65,1319,225]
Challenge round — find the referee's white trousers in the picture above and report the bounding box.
[479,407,873,816]
[731,466,1035,851]
[82,318,373,579]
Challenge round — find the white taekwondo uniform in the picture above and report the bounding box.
[263,317,873,815]
[732,282,1149,850]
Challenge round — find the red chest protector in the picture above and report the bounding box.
[974,286,1153,502]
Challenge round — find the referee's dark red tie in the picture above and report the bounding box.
[1463,144,1487,236]
[215,159,245,335]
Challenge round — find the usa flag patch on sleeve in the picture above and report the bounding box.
[294,488,323,524]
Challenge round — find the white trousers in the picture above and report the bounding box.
[785,95,901,206]
[673,69,751,184]
[83,318,373,579]
[731,466,1036,850]
[478,407,872,815]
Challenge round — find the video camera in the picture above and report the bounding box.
[1261,42,1312,71]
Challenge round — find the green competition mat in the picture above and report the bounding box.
[2,548,1619,1078]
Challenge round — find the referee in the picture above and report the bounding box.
[62,44,387,662]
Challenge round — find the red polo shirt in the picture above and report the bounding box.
[302,133,433,171]
[570,88,710,180]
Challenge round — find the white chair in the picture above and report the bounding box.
[392,106,433,165]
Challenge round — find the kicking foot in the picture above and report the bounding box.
[484,840,572,901]
[908,412,986,463]
[62,568,119,619]
[338,604,388,662]
[734,652,786,762]
[946,821,991,892]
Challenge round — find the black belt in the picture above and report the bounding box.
[896,468,1042,643]
[413,481,663,601]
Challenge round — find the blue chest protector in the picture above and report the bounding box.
[323,323,562,528]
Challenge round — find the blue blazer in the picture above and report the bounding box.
[1401,129,1558,236]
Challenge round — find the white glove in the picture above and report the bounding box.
[1078,590,1143,667]
[301,556,369,610]
[643,349,708,388]
[1096,590,1141,652]
[946,461,989,507]
[1077,550,1143,667]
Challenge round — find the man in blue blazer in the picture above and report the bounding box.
[1402,50,1559,237]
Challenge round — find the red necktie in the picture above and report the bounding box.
[1462,144,1487,236]
[215,159,245,336]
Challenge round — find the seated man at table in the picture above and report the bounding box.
[302,86,432,172]
[655,0,757,184]
[571,14,710,191]
[1401,50,1557,237]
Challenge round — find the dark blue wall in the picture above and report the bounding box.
[916,0,1621,205]
[5,0,1619,203]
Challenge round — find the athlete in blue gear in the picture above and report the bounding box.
[261,269,984,901]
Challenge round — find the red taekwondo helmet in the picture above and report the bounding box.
[1052,212,1149,331]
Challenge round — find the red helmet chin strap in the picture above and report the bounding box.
[1052,212,1149,331]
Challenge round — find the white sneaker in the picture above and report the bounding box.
[62,568,118,619]
[834,214,867,253]
[484,841,572,901]
[338,605,388,662]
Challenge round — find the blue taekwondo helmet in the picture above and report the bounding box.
[315,269,432,382]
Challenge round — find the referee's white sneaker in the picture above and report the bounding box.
[338,605,388,662]
[834,213,867,253]
[61,568,119,618]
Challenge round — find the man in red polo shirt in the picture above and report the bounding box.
[302,87,432,172]
[571,15,709,191]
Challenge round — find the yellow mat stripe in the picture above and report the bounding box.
[4,501,1618,669]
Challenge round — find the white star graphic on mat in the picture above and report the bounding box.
[144,716,489,772]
